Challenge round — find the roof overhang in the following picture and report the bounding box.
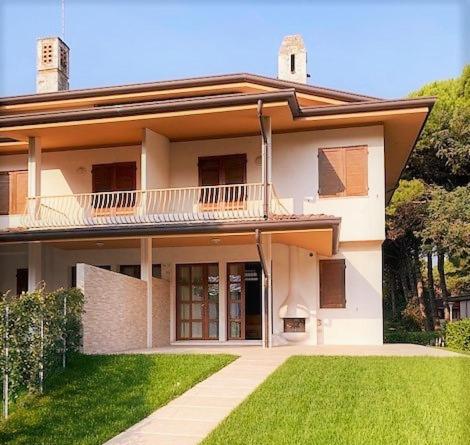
[0,217,341,256]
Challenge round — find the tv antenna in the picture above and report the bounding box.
[61,0,65,40]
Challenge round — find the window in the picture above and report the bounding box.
[318,146,368,197]
[92,162,136,208]
[119,264,162,279]
[319,259,346,308]
[0,171,28,215]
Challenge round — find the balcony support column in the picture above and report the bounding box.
[141,237,153,348]
[258,105,272,219]
[28,136,42,198]
[28,242,42,292]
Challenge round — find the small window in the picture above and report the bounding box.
[119,264,162,279]
[318,146,368,198]
[319,259,346,308]
[290,54,296,73]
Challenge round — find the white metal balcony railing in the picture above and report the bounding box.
[20,183,289,230]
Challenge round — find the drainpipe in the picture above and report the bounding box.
[257,100,270,219]
[256,229,270,348]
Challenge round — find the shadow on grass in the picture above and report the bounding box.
[0,353,235,445]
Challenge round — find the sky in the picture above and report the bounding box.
[0,0,468,99]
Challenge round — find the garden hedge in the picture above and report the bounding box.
[445,319,470,352]
[384,330,441,345]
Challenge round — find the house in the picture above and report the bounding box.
[0,35,434,352]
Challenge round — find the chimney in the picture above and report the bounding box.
[278,34,308,84]
[36,37,69,93]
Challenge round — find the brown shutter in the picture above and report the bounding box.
[221,155,247,185]
[115,162,136,191]
[198,158,221,186]
[0,172,9,215]
[320,259,346,308]
[318,148,345,197]
[92,164,114,193]
[345,146,368,196]
[9,171,28,214]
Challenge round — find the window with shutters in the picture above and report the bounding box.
[91,162,136,208]
[0,171,28,215]
[198,154,247,204]
[318,146,368,197]
[319,259,346,308]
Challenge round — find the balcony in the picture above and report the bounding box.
[21,183,289,230]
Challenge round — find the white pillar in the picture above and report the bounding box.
[28,242,42,292]
[28,136,41,198]
[260,116,272,217]
[261,233,273,348]
[141,237,153,348]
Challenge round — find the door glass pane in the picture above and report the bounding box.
[180,322,190,338]
[230,321,241,339]
[208,264,219,282]
[178,285,190,301]
[177,266,190,284]
[209,321,218,339]
[192,303,202,319]
[230,303,241,319]
[180,303,190,319]
[192,322,203,338]
[191,265,203,284]
[192,285,203,301]
[229,264,241,282]
[230,283,241,300]
[209,302,218,319]
[208,283,219,301]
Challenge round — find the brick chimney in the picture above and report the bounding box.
[36,37,69,93]
[278,34,308,84]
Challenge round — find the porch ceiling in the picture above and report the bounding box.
[42,228,334,256]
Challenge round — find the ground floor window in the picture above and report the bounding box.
[176,263,219,340]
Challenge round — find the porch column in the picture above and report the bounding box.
[141,237,153,348]
[263,233,273,348]
[28,242,42,292]
[260,115,272,218]
[28,137,42,292]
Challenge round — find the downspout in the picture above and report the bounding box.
[257,100,269,219]
[256,229,270,348]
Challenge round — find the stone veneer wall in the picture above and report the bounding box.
[152,277,170,347]
[78,264,147,354]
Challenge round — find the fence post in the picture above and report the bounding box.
[2,304,9,419]
[62,295,67,369]
[39,315,44,394]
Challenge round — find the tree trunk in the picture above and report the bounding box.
[390,273,397,319]
[426,252,440,330]
[413,249,431,331]
[437,251,450,322]
[399,260,411,302]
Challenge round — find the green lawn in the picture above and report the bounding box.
[203,356,470,445]
[0,353,235,445]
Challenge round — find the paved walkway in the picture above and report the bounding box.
[105,344,463,445]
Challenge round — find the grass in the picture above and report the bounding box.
[203,356,470,445]
[0,353,235,445]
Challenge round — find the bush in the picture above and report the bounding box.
[446,319,470,352]
[384,330,441,345]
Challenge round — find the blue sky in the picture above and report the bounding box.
[0,0,468,98]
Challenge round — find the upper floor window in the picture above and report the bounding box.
[318,146,368,198]
[198,154,247,186]
[0,170,28,215]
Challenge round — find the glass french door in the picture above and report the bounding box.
[176,264,219,340]
[227,263,246,340]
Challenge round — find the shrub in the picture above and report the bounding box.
[446,319,470,352]
[384,330,441,345]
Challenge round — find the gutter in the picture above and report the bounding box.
[255,229,270,349]
[0,93,435,129]
[0,217,342,243]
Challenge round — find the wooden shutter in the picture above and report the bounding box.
[198,158,220,186]
[319,259,346,308]
[221,155,246,185]
[92,164,114,193]
[0,172,9,215]
[318,148,345,197]
[9,171,28,214]
[345,146,368,196]
[115,162,136,191]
